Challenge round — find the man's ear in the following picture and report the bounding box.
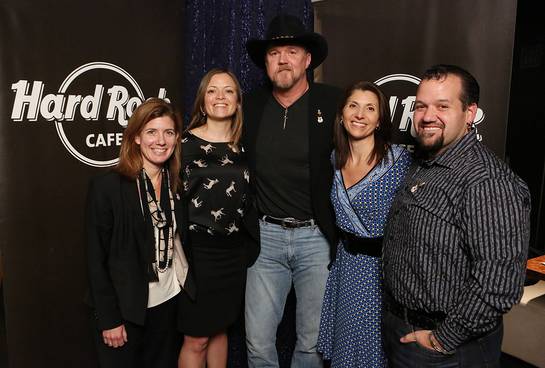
[466,103,478,125]
[305,52,311,69]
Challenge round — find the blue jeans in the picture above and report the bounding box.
[383,310,502,368]
[245,219,330,367]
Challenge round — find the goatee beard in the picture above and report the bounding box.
[273,78,295,90]
[415,134,443,160]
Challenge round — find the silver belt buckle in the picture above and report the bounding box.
[281,217,296,229]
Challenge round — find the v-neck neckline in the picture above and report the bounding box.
[340,160,380,190]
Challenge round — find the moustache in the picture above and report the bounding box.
[417,120,445,129]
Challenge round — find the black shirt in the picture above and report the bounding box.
[254,91,312,219]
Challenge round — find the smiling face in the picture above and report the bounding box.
[342,89,380,141]
[204,73,238,121]
[203,73,239,122]
[413,74,477,156]
[135,116,177,172]
[265,45,311,91]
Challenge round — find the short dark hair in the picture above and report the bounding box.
[421,64,480,109]
[334,81,392,169]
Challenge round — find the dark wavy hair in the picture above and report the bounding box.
[115,98,182,193]
[333,81,392,169]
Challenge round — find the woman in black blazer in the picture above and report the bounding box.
[86,98,195,368]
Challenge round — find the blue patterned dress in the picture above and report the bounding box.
[318,145,411,367]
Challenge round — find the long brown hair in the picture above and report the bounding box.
[116,98,183,192]
[186,68,243,148]
[333,81,392,169]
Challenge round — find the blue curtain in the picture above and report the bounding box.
[183,0,313,121]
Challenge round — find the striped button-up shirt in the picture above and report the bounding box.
[383,130,531,352]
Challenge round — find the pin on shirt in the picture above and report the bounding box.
[410,180,426,193]
[317,109,323,124]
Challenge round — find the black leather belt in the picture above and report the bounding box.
[340,231,382,257]
[261,215,315,229]
[383,292,446,330]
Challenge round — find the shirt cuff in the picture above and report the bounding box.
[433,320,468,353]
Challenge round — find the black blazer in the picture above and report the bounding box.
[85,171,195,330]
[242,82,341,259]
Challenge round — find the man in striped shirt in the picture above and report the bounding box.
[382,64,531,367]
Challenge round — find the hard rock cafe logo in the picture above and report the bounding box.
[10,62,169,167]
[374,73,485,151]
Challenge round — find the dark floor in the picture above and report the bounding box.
[0,284,538,368]
[0,284,7,368]
[501,353,537,368]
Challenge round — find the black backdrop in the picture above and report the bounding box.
[316,0,517,158]
[1,0,534,367]
[0,1,184,366]
[506,1,545,255]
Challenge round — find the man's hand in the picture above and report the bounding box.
[400,329,438,352]
[102,324,128,348]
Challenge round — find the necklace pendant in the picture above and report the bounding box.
[283,108,288,130]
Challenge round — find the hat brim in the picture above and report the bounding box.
[246,33,328,70]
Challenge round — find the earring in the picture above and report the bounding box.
[376,125,380,131]
[339,118,344,126]
[200,107,206,117]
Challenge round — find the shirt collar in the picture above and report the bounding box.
[421,130,478,168]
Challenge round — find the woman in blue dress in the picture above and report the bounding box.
[317,81,411,367]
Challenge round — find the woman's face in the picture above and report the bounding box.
[342,89,380,141]
[203,73,239,122]
[135,116,177,171]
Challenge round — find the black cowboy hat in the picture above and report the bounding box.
[246,14,328,70]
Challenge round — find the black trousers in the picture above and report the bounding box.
[92,295,182,368]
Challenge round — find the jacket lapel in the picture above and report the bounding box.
[243,87,270,173]
[121,175,154,275]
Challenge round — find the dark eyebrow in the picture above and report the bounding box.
[207,85,235,89]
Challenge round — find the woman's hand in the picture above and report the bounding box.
[102,324,128,348]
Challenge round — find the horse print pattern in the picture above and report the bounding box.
[182,132,250,236]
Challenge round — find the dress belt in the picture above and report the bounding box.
[340,230,382,257]
[261,215,315,229]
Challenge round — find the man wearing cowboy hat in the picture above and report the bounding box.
[243,14,340,367]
